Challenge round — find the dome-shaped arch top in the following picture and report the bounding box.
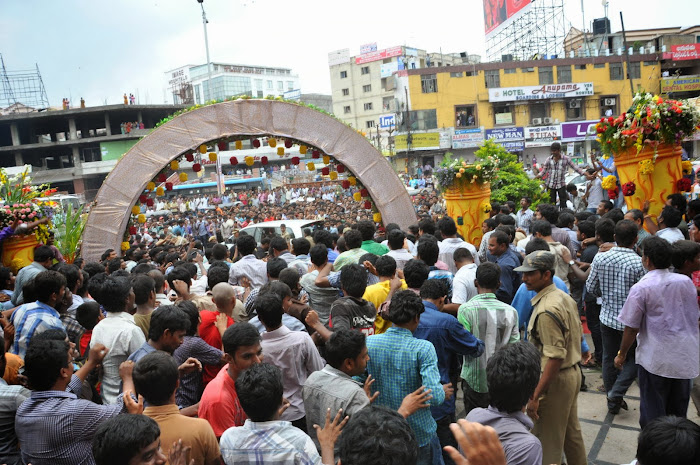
[82,99,416,261]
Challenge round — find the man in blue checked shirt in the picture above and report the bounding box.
[365,290,451,465]
[414,279,485,465]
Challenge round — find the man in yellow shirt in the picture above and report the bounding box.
[362,255,407,333]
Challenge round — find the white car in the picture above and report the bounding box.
[238,219,324,245]
[564,172,588,196]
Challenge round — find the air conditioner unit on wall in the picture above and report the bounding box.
[532,118,543,125]
[569,100,581,109]
[604,98,616,106]
[543,117,554,124]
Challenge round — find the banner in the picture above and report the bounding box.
[661,76,700,93]
[452,128,484,149]
[670,44,700,61]
[524,125,561,147]
[395,132,440,151]
[560,120,598,142]
[484,0,532,39]
[489,82,594,102]
[355,46,403,64]
[485,127,524,142]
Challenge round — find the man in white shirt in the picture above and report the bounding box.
[438,217,479,274]
[655,205,685,244]
[385,229,415,271]
[452,248,478,305]
[91,276,146,404]
[516,197,534,235]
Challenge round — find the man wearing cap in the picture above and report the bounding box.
[516,250,587,465]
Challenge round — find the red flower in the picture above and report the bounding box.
[291,157,300,165]
[252,139,261,148]
[342,180,350,189]
[337,164,345,173]
[621,182,636,196]
[146,198,154,207]
[165,182,173,191]
[158,173,167,183]
[360,188,369,197]
[607,187,619,199]
[312,150,320,159]
[284,139,293,148]
[321,167,330,176]
[139,195,147,204]
[363,200,371,210]
[185,153,194,162]
[129,226,137,235]
[229,157,238,165]
[218,141,228,151]
[677,178,692,192]
[261,156,268,165]
[193,163,201,172]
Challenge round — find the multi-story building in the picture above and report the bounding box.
[165,62,301,105]
[0,104,185,200]
[397,47,699,173]
[328,45,473,154]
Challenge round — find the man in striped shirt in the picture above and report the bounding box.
[458,262,520,415]
[534,142,588,209]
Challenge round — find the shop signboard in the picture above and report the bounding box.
[452,128,484,149]
[661,75,700,93]
[524,125,561,147]
[560,120,598,142]
[485,127,524,142]
[395,132,440,151]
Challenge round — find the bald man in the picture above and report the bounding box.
[199,283,241,385]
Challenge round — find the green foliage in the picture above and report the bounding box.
[475,140,547,205]
[53,203,87,263]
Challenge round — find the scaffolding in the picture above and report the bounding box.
[485,0,567,63]
[0,54,50,113]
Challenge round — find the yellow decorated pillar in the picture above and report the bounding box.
[443,182,491,247]
[2,235,39,273]
[615,144,682,219]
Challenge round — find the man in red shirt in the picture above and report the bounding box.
[198,283,238,384]
[198,322,263,438]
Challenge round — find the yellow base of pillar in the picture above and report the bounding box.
[2,235,39,272]
[444,182,491,247]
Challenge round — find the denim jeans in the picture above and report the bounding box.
[416,434,445,465]
[584,300,603,363]
[435,414,457,465]
[600,324,637,408]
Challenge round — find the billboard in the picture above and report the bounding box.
[661,76,700,93]
[560,120,598,142]
[360,43,378,54]
[395,133,440,151]
[670,44,700,61]
[452,128,484,149]
[524,125,561,147]
[379,114,396,129]
[484,0,532,39]
[355,46,403,65]
[283,89,301,101]
[488,83,594,102]
[485,126,524,141]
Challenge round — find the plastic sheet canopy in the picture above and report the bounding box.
[81,99,416,261]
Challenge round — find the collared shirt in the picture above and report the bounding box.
[478,231,494,264]
[457,294,519,393]
[618,269,700,379]
[656,227,685,244]
[332,248,367,271]
[511,277,569,336]
[261,326,324,422]
[386,248,415,271]
[439,238,480,274]
[288,254,311,276]
[198,364,247,437]
[361,240,389,256]
[0,378,30,465]
[300,271,339,325]
[587,177,605,207]
[540,154,585,189]
[326,248,338,264]
[415,301,485,419]
[220,419,322,465]
[228,254,268,289]
[10,301,64,359]
[363,280,407,334]
[516,209,534,234]
[488,249,522,304]
[126,341,157,363]
[366,326,445,447]
[143,404,220,464]
[452,263,478,305]
[173,335,223,408]
[249,313,307,334]
[302,365,369,449]
[528,284,583,370]
[466,406,542,465]
[11,261,46,306]
[585,247,645,331]
[15,374,126,465]
[60,312,85,347]
[91,312,146,404]
[636,228,651,249]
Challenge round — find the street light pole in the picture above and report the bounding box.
[198,0,214,102]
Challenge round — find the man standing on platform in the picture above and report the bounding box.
[534,142,589,209]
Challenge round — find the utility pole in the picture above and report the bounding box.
[198,0,214,101]
[620,12,636,98]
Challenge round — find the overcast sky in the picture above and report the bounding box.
[1,0,696,108]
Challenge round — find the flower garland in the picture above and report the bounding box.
[621,182,636,196]
[601,175,617,190]
[638,159,655,175]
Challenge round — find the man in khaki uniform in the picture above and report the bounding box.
[516,251,587,465]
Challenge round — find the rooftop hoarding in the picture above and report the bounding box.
[488,83,594,102]
[355,46,403,65]
[484,0,532,39]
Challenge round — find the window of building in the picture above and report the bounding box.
[455,105,477,127]
[599,96,618,117]
[484,69,500,88]
[287,81,294,90]
[628,62,641,79]
[504,68,516,74]
[383,97,395,112]
[576,64,587,70]
[340,70,348,79]
[493,104,513,125]
[363,84,372,92]
[255,79,263,89]
[342,88,350,96]
[566,98,584,120]
[421,74,438,93]
[609,63,624,80]
[529,102,549,124]
[257,91,263,98]
[556,65,572,83]
[361,66,370,75]
[267,80,273,89]
[344,105,351,114]
[538,66,554,85]
[277,81,284,91]
[364,102,373,111]
[366,120,375,128]
[594,63,606,68]
[401,109,438,131]
[450,72,463,78]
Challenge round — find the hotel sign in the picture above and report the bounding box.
[489,82,594,102]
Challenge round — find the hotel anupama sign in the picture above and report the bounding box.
[489,83,594,102]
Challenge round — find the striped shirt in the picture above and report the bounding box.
[220,419,321,465]
[174,335,223,408]
[539,154,585,189]
[0,379,31,465]
[585,247,645,331]
[366,326,445,447]
[10,301,64,359]
[458,293,520,393]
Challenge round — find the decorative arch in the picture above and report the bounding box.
[82,99,415,261]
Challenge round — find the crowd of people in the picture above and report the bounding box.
[1,154,700,464]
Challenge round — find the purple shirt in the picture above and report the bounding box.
[618,269,700,379]
[466,406,542,465]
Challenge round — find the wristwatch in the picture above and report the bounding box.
[568,260,576,267]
